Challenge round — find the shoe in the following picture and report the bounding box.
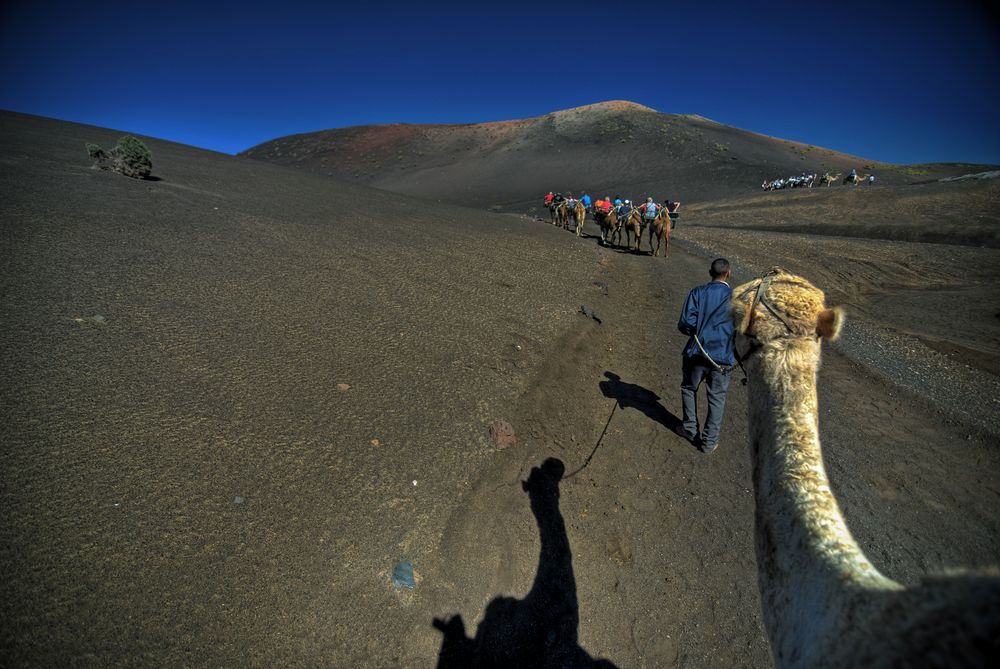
[674,425,698,443]
[701,442,719,454]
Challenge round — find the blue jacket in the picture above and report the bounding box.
[581,194,592,206]
[678,281,735,365]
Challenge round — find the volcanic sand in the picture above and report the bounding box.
[2,111,999,667]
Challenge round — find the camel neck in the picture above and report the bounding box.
[747,338,898,665]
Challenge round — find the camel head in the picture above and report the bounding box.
[731,267,844,346]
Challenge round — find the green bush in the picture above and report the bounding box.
[86,135,152,179]
[110,135,152,179]
[85,143,106,160]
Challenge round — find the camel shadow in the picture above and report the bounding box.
[599,372,688,442]
[433,458,617,668]
[603,243,645,256]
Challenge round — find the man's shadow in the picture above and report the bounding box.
[433,458,617,668]
[599,371,683,435]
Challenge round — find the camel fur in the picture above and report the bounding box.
[730,267,1000,668]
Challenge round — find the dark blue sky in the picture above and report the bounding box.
[2,0,998,164]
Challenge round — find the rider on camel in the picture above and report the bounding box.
[638,197,659,220]
[617,199,632,219]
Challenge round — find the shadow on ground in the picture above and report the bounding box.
[599,372,685,439]
[433,458,617,668]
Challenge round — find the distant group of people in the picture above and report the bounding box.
[544,191,588,212]
[761,168,875,190]
[761,173,819,190]
[544,191,680,224]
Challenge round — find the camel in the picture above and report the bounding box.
[646,209,672,258]
[730,267,1000,668]
[568,200,586,236]
[619,209,643,252]
[550,200,567,227]
[595,208,618,246]
[820,173,841,187]
[844,173,872,186]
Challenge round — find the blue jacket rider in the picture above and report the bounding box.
[678,281,735,366]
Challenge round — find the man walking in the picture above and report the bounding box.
[677,258,735,453]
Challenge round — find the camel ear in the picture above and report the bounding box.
[816,307,844,341]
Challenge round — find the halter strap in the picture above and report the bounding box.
[745,271,796,334]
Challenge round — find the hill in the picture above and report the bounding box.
[240,101,991,208]
[2,111,997,668]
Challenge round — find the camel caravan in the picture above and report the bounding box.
[542,191,680,257]
[732,268,1000,667]
[534,190,1000,663]
[762,168,875,190]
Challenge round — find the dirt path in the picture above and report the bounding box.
[418,222,1000,667]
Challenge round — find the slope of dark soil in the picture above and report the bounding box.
[2,111,998,668]
[241,101,994,209]
[0,110,594,666]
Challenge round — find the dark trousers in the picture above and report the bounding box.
[680,356,732,447]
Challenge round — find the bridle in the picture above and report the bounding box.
[742,270,798,333]
[732,269,802,380]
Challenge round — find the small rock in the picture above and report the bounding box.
[233,496,244,504]
[489,419,517,450]
[579,305,602,323]
[72,315,106,325]
[392,561,416,589]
